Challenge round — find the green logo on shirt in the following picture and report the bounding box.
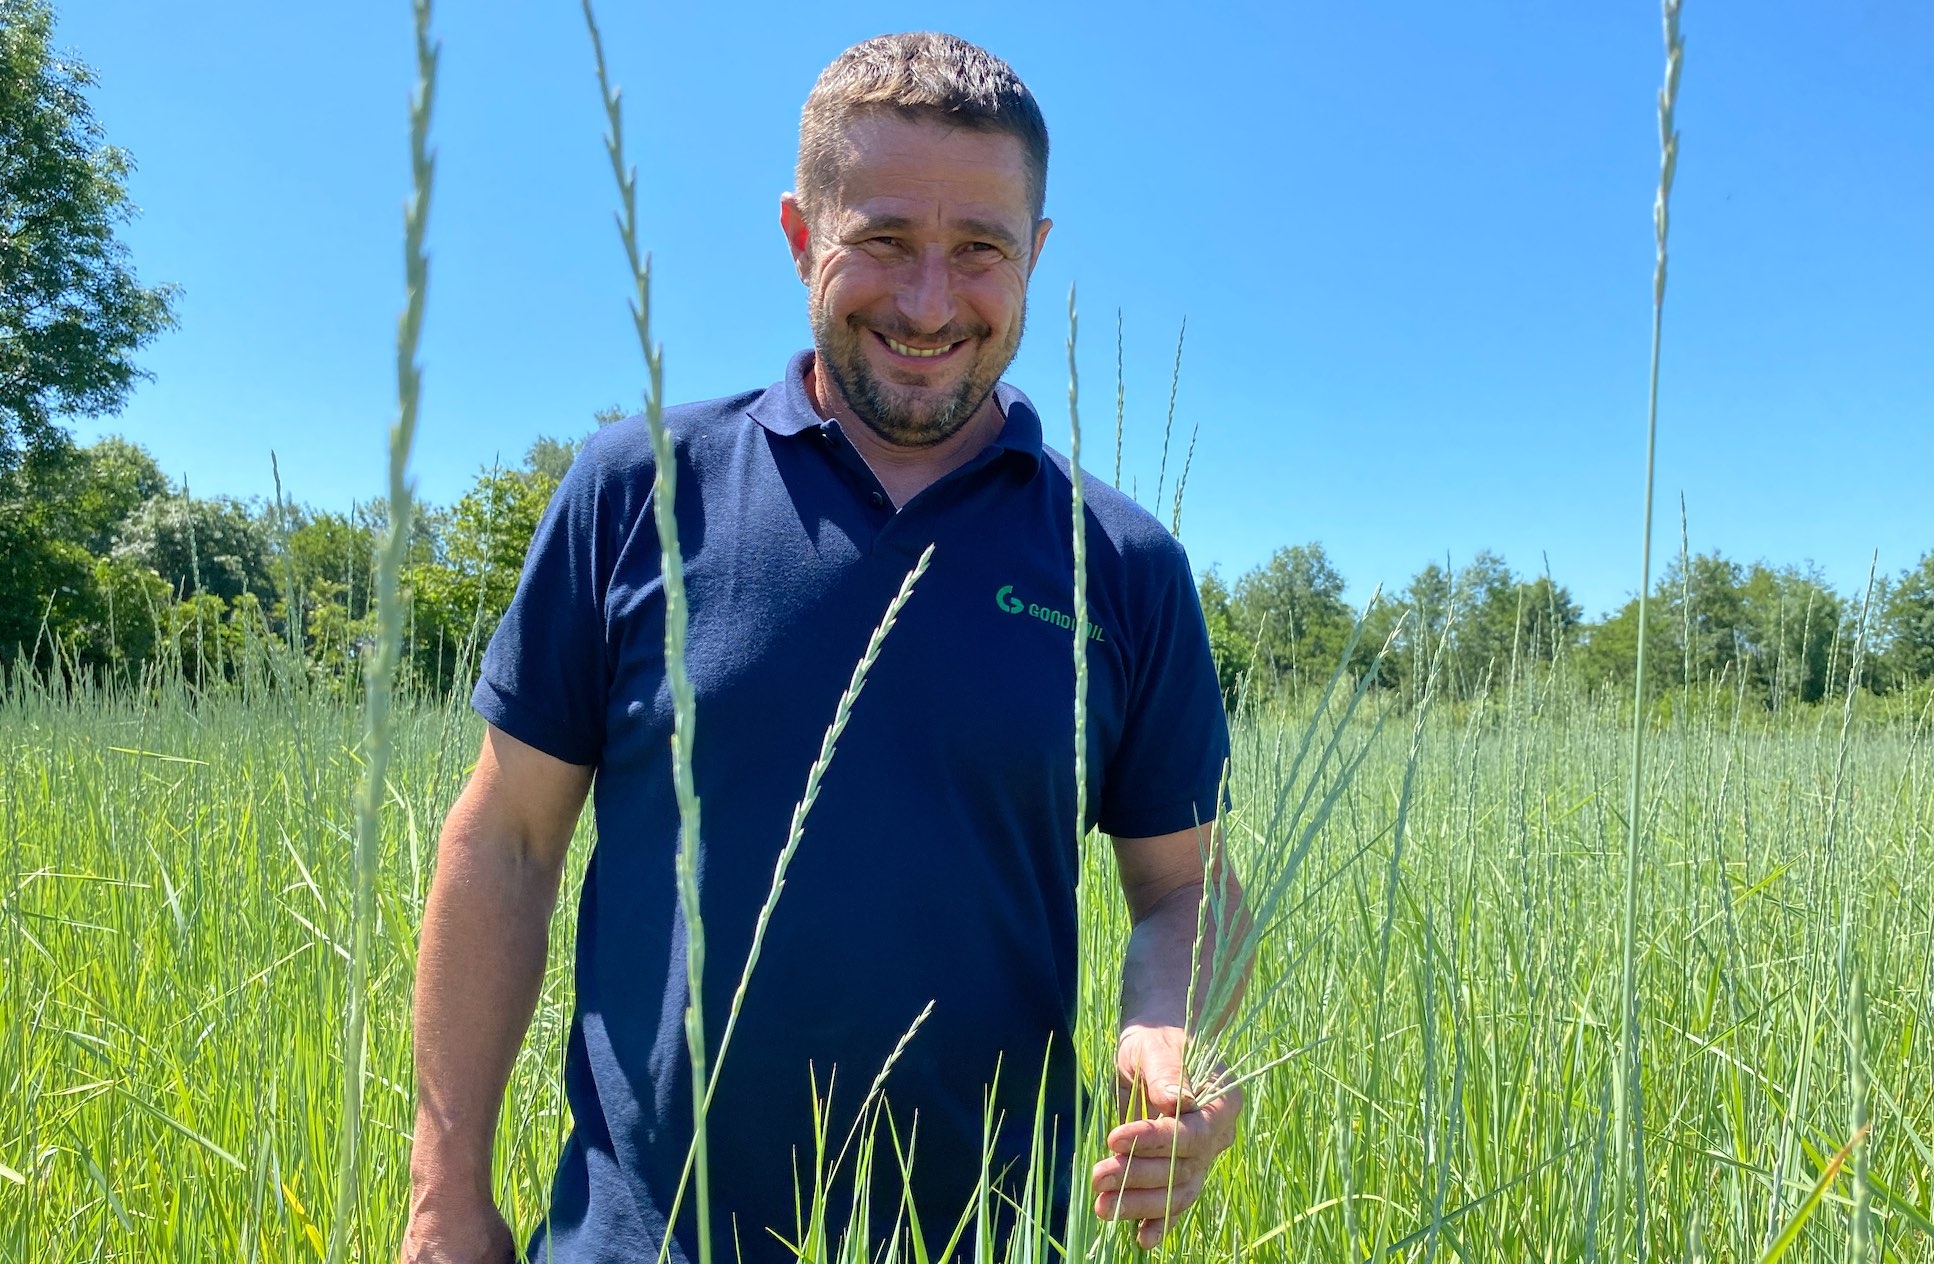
[995,584,1106,641]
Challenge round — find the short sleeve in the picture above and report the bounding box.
[470,454,616,767]
[1096,543,1231,838]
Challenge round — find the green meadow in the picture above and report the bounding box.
[3,670,1931,1260]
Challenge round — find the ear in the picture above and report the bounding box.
[1026,216,1054,277]
[780,193,813,283]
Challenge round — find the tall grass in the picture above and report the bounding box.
[576,5,721,1258]
[6,668,1934,1259]
[327,3,437,1260]
[1615,2,1682,1255]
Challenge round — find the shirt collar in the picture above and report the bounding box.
[748,349,1044,475]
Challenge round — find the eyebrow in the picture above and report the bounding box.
[853,214,1024,254]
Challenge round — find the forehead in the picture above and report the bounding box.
[825,112,1035,230]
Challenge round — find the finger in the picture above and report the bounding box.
[1107,1111,1219,1158]
[1138,1216,1171,1250]
[1093,1137,1207,1180]
[1093,1147,1205,1190]
[1118,1061,1189,1116]
[1095,1159,1208,1200]
[1116,1066,1188,1120]
[1090,1179,1200,1224]
[1114,1093,1243,1155]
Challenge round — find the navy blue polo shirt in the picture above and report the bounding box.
[473,351,1228,1263]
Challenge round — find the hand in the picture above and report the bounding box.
[1090,1024,1242,1250]
[399,1196,515,1264]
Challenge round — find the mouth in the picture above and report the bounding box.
[873,331,965,363]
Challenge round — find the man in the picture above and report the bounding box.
[404,32,1241,1264]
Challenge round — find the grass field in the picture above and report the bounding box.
[4,668,1930,1261]
[7,0,1931,1259]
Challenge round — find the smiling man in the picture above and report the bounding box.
[403,33,1241,1264]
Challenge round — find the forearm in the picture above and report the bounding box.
[1118,872,1250,1038]
[409,810,563,1211]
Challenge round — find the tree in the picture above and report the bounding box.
[1875,551,1934,692]
[112,493,277,606]
[524,404,627,483]
[1735,561,1842,707]
[0,434,168,671]
[1227,543,1356,697]
[405,461,558,693]
[1,0,178,470]
[1196,568,1250,708]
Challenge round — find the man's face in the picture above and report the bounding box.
[782,113,1051,448]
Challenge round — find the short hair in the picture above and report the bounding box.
[796,33,1049,228]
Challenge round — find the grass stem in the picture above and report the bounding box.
[580,3,708,1257]
[1616,3,1683,1256]
[326,2,437,1259]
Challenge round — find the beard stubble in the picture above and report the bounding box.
[811,305,1026,449]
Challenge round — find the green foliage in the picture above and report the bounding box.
[1386,553,1582,699]
[7,681,1932,1260]
[7,433,1934,710]
[0,0,178,470]
[1219,543,1357,698]
[1578,551,1852,710]
[1203,540,1934,716]
[113,492,278,605]
[1196,569,1249,707]
[1209,548,1584,706]
[404,461,557,693]
[0,438,168,671]
[1875,551,1934,693]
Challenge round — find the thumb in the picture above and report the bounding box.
[1128,1047,1192,1116]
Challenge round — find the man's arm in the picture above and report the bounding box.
[402,725,593,1264]
[1091,821,1250,1250]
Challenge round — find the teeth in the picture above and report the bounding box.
[883,335,954,358]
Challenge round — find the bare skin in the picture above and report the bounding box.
[779,114,1051,506]
[401,726,588,1264]
[1099,828,1250,1248]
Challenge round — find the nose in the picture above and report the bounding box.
[895,246,956,335]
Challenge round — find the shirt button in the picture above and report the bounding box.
[869,492,886,509]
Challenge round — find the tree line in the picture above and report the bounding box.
[6,426,1932,712]
[1201,540,1934,711]
[1,423,602,696]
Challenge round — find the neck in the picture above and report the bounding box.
[804,358,1005,507]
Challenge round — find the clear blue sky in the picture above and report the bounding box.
[53,0,1934,617]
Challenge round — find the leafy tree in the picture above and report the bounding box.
[1459,559,1581,693]
[1378,554,1581,700]
[1196,568,1250,708]
[1226,543,1356,697]
[1657,551,1750,686]
[524,436,580,484]
[112,493,276,605]
[280,505,377,621]
[1735,561,1842,706]
[0,435,168,670]
[405,462,558,693]
[0,0,178,469]
[58,433,166,551]
[1875,551,1934,692]
[524,404,627,483]
[1576,551,1848,710]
